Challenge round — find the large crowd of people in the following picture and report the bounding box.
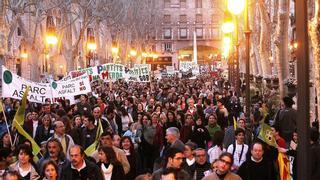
[0,75,320,180]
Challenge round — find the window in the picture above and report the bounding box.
[164,15,171,23]
[196,0,202,8]
[179,15,187,23]
[180,0,186,8]
[164,28,172,39]
[164,0,171,8]
[196,28,203,38]
[212,28,220,39]
[196,14,203,23]
[212,14,219,24]
[180,28,187,38]
[17,27,22,36]
[164,43,172,52]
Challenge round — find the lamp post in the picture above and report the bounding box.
[295,0,310,179]
[129,49,137,67]
[86,28,97,67]
[45,16,58,74]
[227,0,250,122]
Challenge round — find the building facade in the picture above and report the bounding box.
[153,0,224,69]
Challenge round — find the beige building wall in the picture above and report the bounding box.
[155,0,224,69]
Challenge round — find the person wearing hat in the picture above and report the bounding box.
[274,96,297,146]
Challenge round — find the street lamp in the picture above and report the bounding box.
[20,48,28,59]
[227,0,245,15]
[46,16,58,46]
[129,49,137,67]
[86,28,96,67]
[227,0,251,123]
[221,11,235,34]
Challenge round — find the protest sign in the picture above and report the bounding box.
[2,66,52,103]
[127,66,150,82]
[179,62,199,75]
[69,63,126,82]
[51,74,91,97]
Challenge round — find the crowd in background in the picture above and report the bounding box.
[0,75,320,180]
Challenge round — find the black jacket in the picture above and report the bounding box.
[60,159,103,180]
[34,125,54,145]
[96,162,125,180]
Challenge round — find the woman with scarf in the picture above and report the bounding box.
[97,146,125,180]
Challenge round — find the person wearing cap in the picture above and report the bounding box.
[274,96,297,146]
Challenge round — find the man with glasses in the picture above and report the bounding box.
[193,148,211,180]
[152,148,191,180]
[203,152,242,180]
[237,141,277,180]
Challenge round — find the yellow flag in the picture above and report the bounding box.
[85,119,104,156]
[0,100,3,113]
[14,86,29,126]
[12,87,42,160]
[233,117,237,130]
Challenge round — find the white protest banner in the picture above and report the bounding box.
[69,63,125,82]
[134,64,151,71]
[166,66,175,75]
[127,66,150,82]
[179,62,199,75]
[2,66,52,103]
[50,74,91,97]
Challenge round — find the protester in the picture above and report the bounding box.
[97,146,125,180]
[203,152,242,180]
[208,130,225,163]
[227,128,249,172]
[151,148,190,180]
[193,148,211,180]
[60,145,103,180]
[9,144,40,180]
[237,141,277,180]
[41,160,58,180]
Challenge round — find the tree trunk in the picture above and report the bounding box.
[309,0,320,128]
[258,0,273,77]
[275,0,290,99]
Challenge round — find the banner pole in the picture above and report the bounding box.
[1,101,14,147]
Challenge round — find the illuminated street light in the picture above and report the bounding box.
[112,47,119,54]
[130,49,137,57]
[46,16,58,45]
[20,48,28,59]
[227,0,245,15]
[87,37,97,51]
[221,11,235,34]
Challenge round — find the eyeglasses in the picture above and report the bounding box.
[219,159,232,166]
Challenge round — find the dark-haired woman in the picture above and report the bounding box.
[191,116,211,149]
[41,160,58,180]
[97,146,125,180]
[120,136,141,179]
[35,114,54,145]
[9,144,40,179]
